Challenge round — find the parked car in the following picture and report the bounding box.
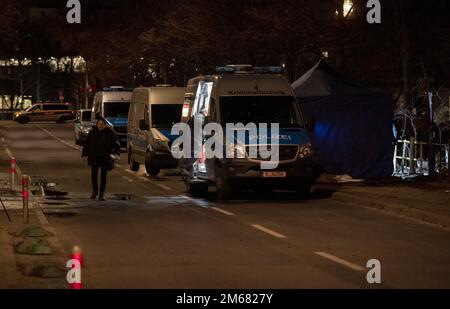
[74,109,93,145]
[13,103,75,124]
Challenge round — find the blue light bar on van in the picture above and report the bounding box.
[254,66,284,74]
[216,65,254,74]
[216,65,284,75]
[102,86,133,92]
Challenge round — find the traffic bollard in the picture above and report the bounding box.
[11,157,15,192]
[22,175,29,224]
[70,246,83,289]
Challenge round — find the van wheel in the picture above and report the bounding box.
[18,117,30,124]
[56,117,66,123]
[295,183,312,199]
[128,150,140,171]
[186,182,209,197]
[145,153,160,176]
[215,165,232,200]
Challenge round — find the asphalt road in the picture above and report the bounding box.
[1,121,450,289]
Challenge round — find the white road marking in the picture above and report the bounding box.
[121,176,133,182]
[251,224,287,239]
[124,169,135,175]
[156,184,173,191]
[1,136,22,177]
[314,252,366,272]
[36,125,81,151]
[211,207,235,216]
[180,195,210,208]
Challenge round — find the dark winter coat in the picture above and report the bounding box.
[82,126,120,166]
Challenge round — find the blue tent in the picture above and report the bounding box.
[292,60,394,179]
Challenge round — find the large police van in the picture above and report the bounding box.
[127,86,185,175]
[178,65,315,199]
[91,86,132,149]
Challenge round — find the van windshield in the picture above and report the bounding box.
[151,104,183,128]
[104,102,130,118]
[219,96,303,127]
[82,111,92,121]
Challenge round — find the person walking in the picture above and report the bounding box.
[82,117,120,201]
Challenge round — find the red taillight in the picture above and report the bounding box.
[199,145,206,164]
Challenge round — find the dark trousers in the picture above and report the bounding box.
[91,164,108,193]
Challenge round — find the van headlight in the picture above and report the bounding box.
[154,139,169,152]
[226,143,246,159]
[299,143,313,158]
[81,127,91,134]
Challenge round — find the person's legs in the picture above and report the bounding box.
[91,165,99,199]
[99,164,108,201]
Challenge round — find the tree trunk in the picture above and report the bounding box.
[398,0,412,108]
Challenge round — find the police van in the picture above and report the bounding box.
[91,86,133,149]
[178,65,315,199]
[127,86,185,175]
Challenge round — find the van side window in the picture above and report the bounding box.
[192,82,213,117]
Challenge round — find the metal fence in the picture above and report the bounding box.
[394,139,449,178]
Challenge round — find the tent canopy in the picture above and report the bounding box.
[293,60,394,180]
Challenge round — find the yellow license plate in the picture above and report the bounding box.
[262,171,287,178]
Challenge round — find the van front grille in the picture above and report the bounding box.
[245,145,298,162]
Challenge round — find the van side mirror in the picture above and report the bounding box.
[305,116,315,132]
[139,119,149,131]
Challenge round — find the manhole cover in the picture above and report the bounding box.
[45,190,68,197]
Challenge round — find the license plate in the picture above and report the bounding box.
[262,171,287,178]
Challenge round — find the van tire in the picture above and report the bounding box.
[128,150,140,171]
[295,183,312,199]
[186,182,209,197]
[145,153,160,176]
[56,117,66,123]
[215,165,232,200]
[18,116,30,124]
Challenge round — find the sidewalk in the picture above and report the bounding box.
[333,181,450,229]
[0,142,68,288]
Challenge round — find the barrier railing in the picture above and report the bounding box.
[394,138,449,179]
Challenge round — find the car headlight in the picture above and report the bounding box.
[226,143,246,159]
[154,139,169,152]
[299,143,313,158]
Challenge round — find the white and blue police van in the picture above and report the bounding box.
[91,86,133,150]
[177,65,315,199]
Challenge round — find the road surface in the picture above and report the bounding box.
[1,121,449,288]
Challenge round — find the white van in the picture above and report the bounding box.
[91,86,133,148]
[127,86,185,175]
[178,65,315,199]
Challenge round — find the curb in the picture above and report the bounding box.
[333,191,450,230]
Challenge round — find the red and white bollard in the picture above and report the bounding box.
[22,175,29,224]
[69,246,83,289]
[11,157,15,192]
